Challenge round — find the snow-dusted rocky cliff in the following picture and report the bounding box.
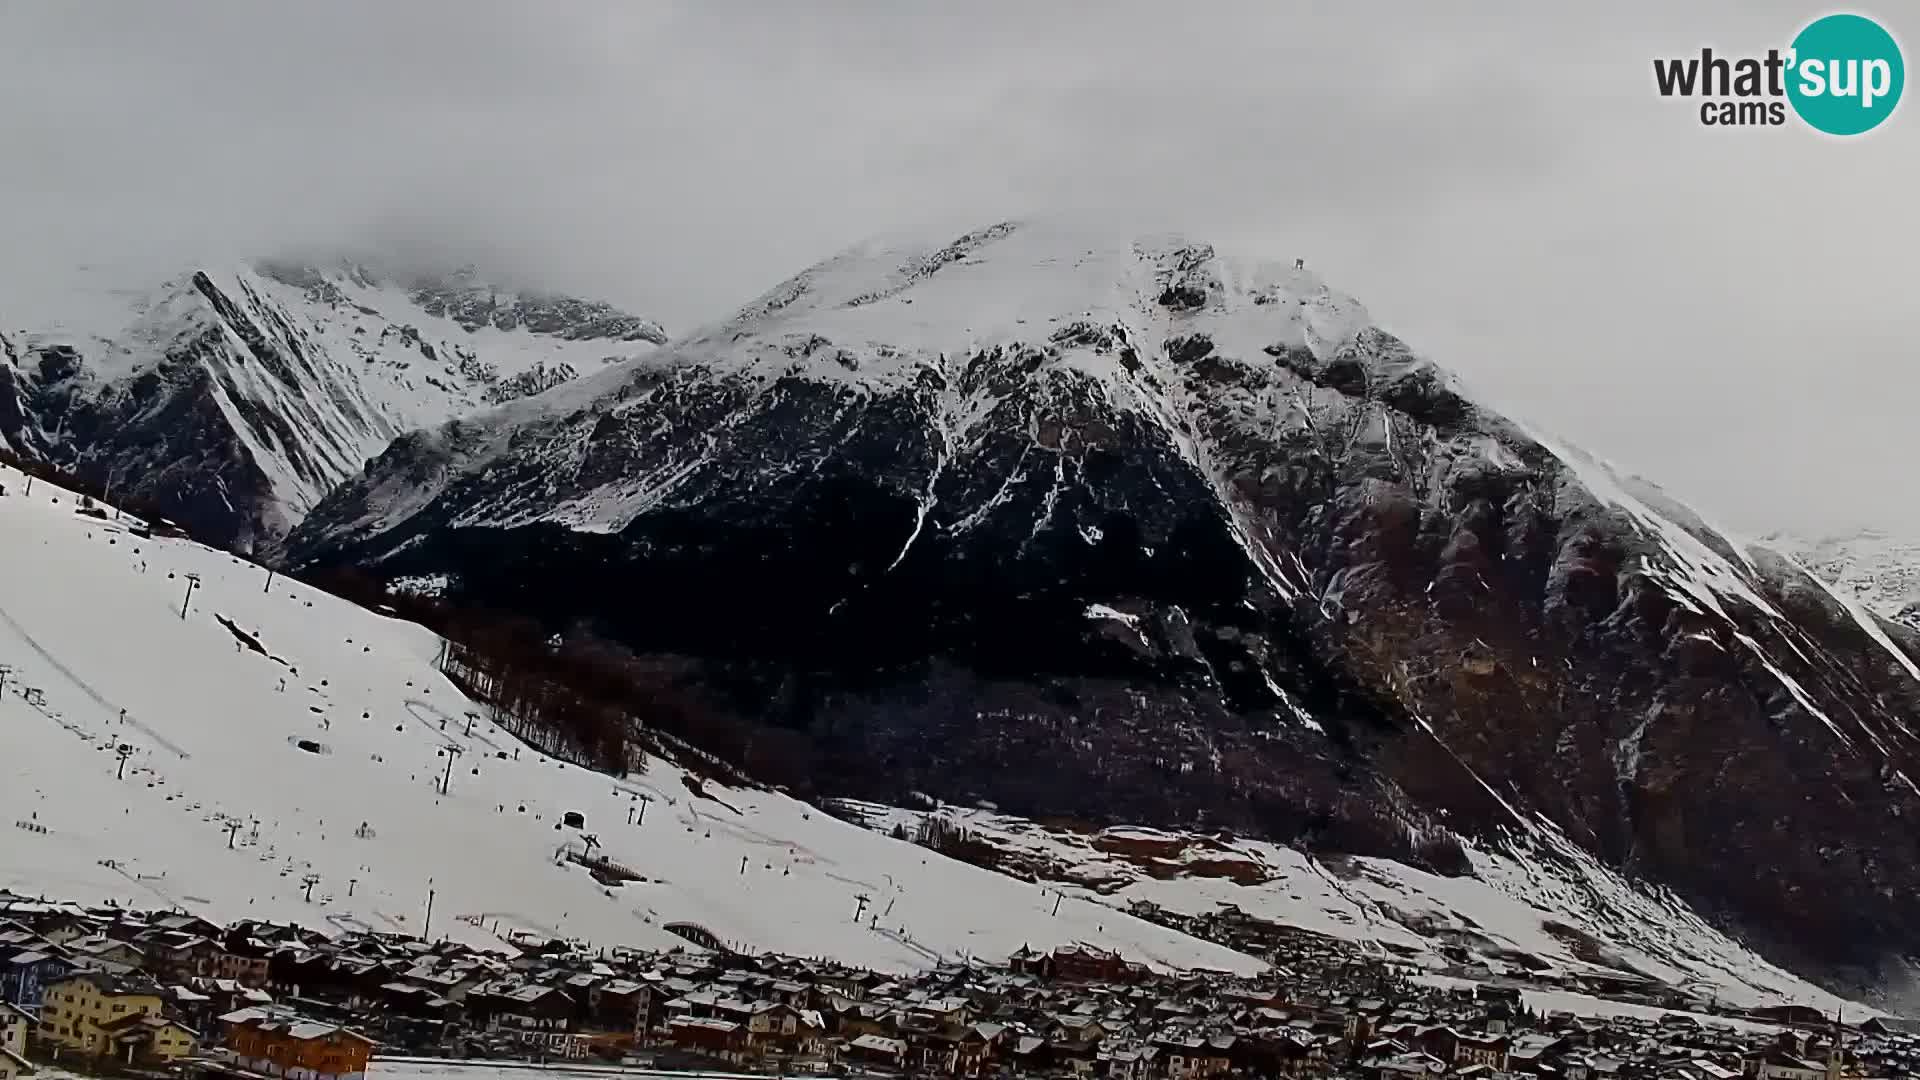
[284,221,1920,1006]
[0,261,664,550]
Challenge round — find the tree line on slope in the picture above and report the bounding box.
[277,567,831,795]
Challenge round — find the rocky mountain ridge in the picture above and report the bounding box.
[282,221,1920,1008]
[0,260,664,550]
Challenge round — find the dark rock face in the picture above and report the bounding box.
[299,360,1444,863]
[285,223,1920,1002]
[2,312,300,550]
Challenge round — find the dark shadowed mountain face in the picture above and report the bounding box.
[0,263,665,550]
[285,222,1920,1003]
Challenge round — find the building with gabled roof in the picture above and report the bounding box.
[95,1012,199,1067]
[37,970,167,1059]
[225,1009,377,1080]
[0,941,72,1009]
[1,1002,34,1080]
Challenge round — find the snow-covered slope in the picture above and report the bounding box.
[1762,531,1920,632]
[0,261,665,550]
[841,803,1862,1014]
[0,459,1867,1016]
[0,458,1257,975]
[284,220,1920,1008]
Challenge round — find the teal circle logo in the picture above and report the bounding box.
[1787,14,1904,135]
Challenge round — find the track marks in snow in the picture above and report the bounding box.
[0,598,192,760]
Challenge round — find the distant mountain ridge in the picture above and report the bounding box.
[283,220,1920,1008]
[0,259,665,550]
[1762,530,1920,632]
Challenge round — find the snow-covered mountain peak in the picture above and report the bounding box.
[673,220,1376,393]
[1,258,667,548]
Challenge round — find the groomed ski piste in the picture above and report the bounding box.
[0,459,1864,1018]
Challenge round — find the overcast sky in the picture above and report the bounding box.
[1,2,1913,538]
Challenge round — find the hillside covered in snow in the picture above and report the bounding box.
[283,221,1920,1009]
[0,460,1871,1019]
[0,261,666,551]
[0,458,1251,974]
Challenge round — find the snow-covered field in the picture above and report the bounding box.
[0,461,1257,975]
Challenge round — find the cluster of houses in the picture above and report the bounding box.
[2,890,1918,1080]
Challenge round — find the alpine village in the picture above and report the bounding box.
[0,889,1913,1080]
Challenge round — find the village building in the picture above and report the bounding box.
[1453,1031,1511,1070]
[63,934,146,974]
[665,1016,749,1064]
[0,944,71,1009]
[1746,1045,1838,1080]
[216,937,274,988]
[95,1012,200,1066]
[848,1032,908,1070]
[485,982,576,1045]
[1,1002,33,1080]
[37,971,170,1059]
[224,1010,376,1080]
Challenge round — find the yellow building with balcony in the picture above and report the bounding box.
[37,971,194,1063]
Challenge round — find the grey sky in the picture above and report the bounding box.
[1,2,1913,538]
